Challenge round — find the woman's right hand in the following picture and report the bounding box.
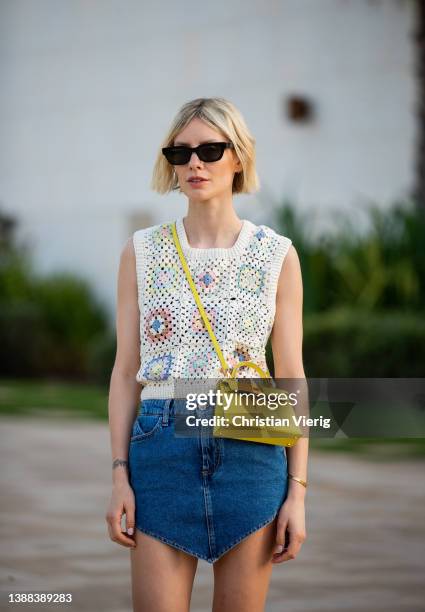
[105,481,137,548]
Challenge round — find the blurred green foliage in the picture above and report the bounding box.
[267,198,425,377]
[0,378,108,419]
[274,197,425,314]
[0,209,113,382]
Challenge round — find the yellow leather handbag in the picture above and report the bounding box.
[171,221,302,447]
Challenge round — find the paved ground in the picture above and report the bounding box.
[0,416,424,612]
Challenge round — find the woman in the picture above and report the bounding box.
[105,97,308,612]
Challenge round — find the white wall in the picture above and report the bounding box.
[0,0,417,317]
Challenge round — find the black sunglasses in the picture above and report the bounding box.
[162,142,234,165]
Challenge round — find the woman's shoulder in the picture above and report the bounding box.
[244,217,289,238]
[245,219,293,257]
[132,221,176,252]
[133,220,169,239]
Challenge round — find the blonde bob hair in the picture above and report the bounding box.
[151,97,259,194]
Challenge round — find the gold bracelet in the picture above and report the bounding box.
[288,473,307,488]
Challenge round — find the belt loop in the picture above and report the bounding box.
[162,399,171,427]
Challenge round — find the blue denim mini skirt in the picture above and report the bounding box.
[128,398,288,564]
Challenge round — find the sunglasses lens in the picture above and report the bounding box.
[198,144,224,162]
[163,147,190,165]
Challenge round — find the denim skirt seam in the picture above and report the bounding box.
[213,506,282,562]
[202,480,216,556]
[135,507,282,564]
[134,524,211,563]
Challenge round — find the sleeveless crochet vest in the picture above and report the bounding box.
[133,217,292,400]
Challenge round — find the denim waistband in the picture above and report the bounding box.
[138,398,216,417]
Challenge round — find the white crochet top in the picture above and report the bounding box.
[133,217,292,400]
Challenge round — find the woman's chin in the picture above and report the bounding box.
[183,189,213,202]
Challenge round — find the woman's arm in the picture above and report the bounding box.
[270,244,308,563]
[105,237,142,548]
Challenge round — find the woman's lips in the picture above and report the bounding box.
[188,179,209,187]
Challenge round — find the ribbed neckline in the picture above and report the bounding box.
[175,216,253,260]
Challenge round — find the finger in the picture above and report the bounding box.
[272,533,303,563]
[111,512,136,548]
[124,506,136,538]
[116,531,136,548]
[273,519,288,555]
[108,525,136,548]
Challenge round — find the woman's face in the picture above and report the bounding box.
[172,117,242,201]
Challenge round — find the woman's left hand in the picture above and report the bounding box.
[271,495,306,564]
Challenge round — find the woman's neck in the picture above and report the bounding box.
[182,203,243,249]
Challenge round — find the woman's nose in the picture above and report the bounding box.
[189,152,202,167]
